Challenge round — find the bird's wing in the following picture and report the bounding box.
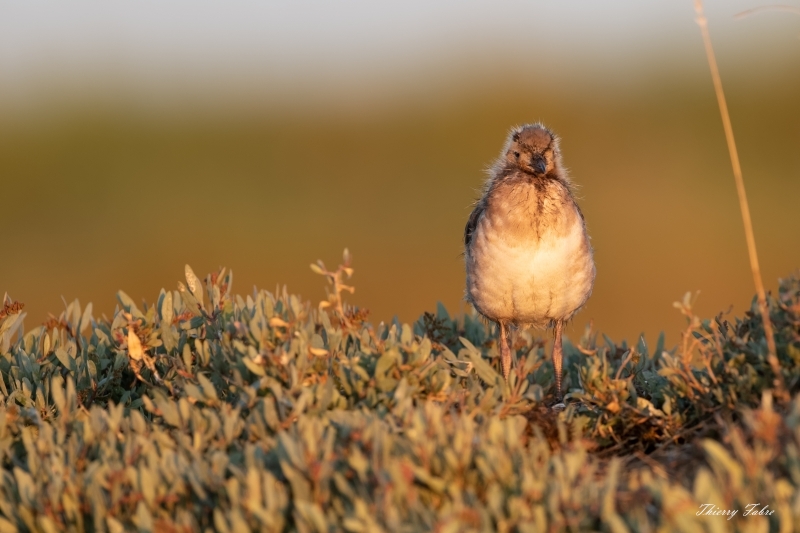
[464,202,485,248]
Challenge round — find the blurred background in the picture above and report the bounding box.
[1,1,799,347]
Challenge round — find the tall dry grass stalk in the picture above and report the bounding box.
[693,0,785,398]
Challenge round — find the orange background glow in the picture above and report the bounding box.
[2,1,799,348]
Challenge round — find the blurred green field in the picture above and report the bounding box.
[2,62,799,347]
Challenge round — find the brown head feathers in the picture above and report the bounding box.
[491,123,565,181]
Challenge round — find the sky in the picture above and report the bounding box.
[2,1,796,112]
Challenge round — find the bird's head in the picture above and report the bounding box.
[503,124,561,177]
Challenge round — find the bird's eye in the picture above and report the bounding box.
[513,151,520,159]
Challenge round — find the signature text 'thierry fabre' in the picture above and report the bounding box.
[697,503,775,520]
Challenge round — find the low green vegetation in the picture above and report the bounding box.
[0,252,799,532]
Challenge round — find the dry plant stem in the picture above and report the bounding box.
[615,349,634,381]
[694,0,785,398]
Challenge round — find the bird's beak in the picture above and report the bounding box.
[531,158,546,174]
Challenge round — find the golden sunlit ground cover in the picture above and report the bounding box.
[1,255,798,531]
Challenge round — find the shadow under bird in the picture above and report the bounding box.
[464,123,595,402]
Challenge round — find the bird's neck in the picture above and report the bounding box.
[494,167,567,189]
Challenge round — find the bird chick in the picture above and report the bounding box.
[464,123,595,401]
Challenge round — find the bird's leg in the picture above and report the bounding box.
[499,322,512,383]
[553,320,564,401]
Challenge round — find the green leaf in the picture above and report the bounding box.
[374,350,397,379]
[242,356,266,376]
[197,373,218,403]
[161,291,174,324]
[54,347,76,374]
[79,302,93,334]
[116,290,143,318]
